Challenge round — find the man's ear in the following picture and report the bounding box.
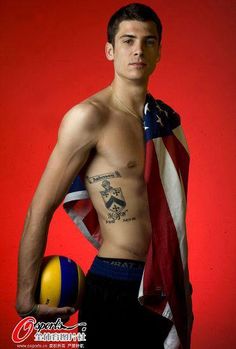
[105,42,114,61]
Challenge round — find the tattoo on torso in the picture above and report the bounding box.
[86,171,121,184]
[86,171,136,224]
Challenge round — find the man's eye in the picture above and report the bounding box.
[146,40,155,45]
[124,39,133,44]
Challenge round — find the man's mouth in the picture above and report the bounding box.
[129,62,147,68]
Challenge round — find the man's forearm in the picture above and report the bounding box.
[16,207,53,314]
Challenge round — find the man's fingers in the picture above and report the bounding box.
[36,304,76,322]
[57,306,76,315]
[53,306,76,323]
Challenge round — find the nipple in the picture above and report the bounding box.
[127,161,137,168]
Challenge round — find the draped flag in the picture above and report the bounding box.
[63,93,193,349]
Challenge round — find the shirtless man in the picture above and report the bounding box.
[16,3,190,349]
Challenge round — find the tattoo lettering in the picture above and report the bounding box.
[86,171,121,184]
[99,179,136,224]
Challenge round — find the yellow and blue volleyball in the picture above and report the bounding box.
[36,255,85,309]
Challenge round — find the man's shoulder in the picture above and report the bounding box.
[62,96,109,134]
[57,94,108,148]
[63,87,110,126]
[154,98,180,117]
[152,97,181,125]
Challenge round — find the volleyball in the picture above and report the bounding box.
[36,255,85,309]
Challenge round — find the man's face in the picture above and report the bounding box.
[106,20,161,83]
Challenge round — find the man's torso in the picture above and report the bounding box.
[80,87,152,261]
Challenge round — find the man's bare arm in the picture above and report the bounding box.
[16,102,104,320]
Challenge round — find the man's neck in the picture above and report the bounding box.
[110,76,149,118]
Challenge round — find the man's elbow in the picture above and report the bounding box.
[26,202,55,225]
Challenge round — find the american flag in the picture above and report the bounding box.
[63,93,193,349]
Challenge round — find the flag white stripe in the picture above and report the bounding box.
[138,272,144,303]
[164,325,181,349]
[172,126,189,155]
[64,190,89,204]
[153,137,188,269]
[162,302,173,320]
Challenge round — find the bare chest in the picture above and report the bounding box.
[96,116,145,176]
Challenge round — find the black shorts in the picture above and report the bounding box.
[79,256,172,349]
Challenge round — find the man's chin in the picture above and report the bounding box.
[126,74,150,83]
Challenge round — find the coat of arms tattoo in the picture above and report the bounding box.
[100,179,135,224]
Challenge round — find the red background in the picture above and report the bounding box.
[1,0,236,348]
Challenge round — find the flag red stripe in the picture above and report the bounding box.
[143,140,188,347]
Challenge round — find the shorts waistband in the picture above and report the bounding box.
[88,256,145,281]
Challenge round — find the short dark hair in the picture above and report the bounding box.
[107,3,162,46]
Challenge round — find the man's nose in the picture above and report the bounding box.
[134,41,144,57]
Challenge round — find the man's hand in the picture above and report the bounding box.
[18,304,76,323]
[36,304,76,323]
